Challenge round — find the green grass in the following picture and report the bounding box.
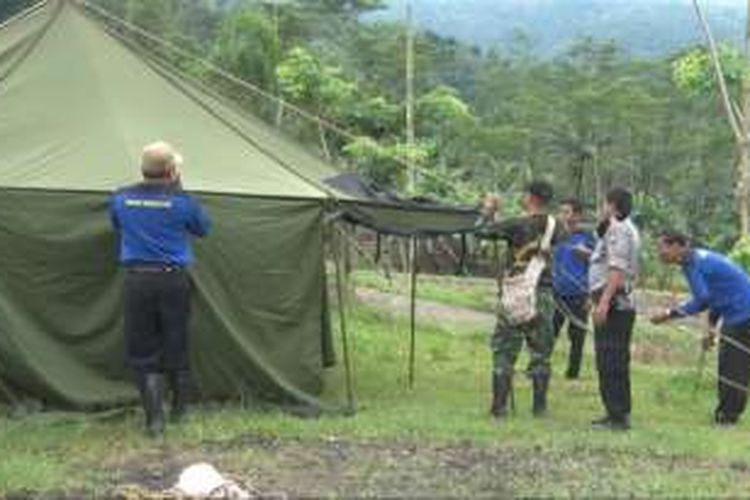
[0,293,747,496]
[352,269,497,312]
[351,269,688,315]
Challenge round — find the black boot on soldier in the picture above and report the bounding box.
[140,373,165,438]
[491,374,512,419]
[714,410,738,426]
[532,373,550,417]
[565,343,583,380]
[168,370,191,424]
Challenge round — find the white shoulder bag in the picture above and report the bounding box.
[500,215,556,325]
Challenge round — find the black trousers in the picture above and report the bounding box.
[594,308,635,421]
[553,294,589,377]
[716,321,750,422]
[124,269,192,375]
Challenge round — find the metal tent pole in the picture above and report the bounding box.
[458,233,468,275]
[333,227,356,414]
[408,235,419,389]
[375,232,382,264]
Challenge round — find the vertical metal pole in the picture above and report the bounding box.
[742,0,750,236]
[333,228,356,413]
[408,235,418,389]
[458,233,468,275]
[375,232,382,263]
[405,0,416,193]
[267,0,285,127]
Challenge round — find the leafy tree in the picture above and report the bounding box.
[212,7,280,91]
[343,137,428,189]
[416,85,475,137]
[673,45,747,97]
[301,0,386,15]
[277,46,359,156]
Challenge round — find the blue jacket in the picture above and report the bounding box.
[553,229,596,297]
[676,249,750,327]
[110,182,211,267]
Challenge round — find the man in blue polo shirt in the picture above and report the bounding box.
[552,198,596,379]
[110,141,211,437]
[652,230,750,425]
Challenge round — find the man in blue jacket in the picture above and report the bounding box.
[552,198,596,379]
[111,141,211,437]
[652,230,750,425]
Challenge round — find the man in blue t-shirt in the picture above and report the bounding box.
[552,198,596,379]
[652,230,750,425]
[110,141,211,437]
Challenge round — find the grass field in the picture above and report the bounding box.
[352,269,498,313]
[1,282,749,497]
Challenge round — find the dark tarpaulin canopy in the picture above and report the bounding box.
[0,0,476,411]
[324,174,481,388]
[325,173,480,236]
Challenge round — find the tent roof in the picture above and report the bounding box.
[0,1,338,198]
[0,1,480,235]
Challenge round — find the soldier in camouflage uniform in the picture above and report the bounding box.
[479,181,564,419]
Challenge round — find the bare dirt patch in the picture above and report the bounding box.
[101,434,743,498]
[355,287,494,332]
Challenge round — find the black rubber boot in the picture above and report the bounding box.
[532,373,550,417]
[714,410,738,426]
[141,373,165,438]
[168,371,190,424]
[566,350,582,380]
[491,374,512,419]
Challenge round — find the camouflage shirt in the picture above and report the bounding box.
[478,213,565,287]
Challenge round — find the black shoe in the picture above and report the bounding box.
[591,415,612,428]
[608,416,631,431]
[490,374,512,419]
[532,374,549,417]
[592,415,630,431]
[142,373,165,438]
[168,370,190,424]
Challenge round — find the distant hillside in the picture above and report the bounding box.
[373,0,746,57]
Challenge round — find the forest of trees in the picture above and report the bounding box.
[0,0,744,254]
[375,0,746,57]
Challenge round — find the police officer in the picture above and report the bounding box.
[589,188,640,431]
[110,141,211,437]
[651,230,750,425]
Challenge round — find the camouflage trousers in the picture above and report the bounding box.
[491,287,556,379]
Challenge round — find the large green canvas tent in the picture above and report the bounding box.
[0,0,478,411]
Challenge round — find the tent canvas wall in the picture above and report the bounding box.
[0,0,338,409]
[0,0,479,411]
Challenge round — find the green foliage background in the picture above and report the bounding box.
[2,0,746,254]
